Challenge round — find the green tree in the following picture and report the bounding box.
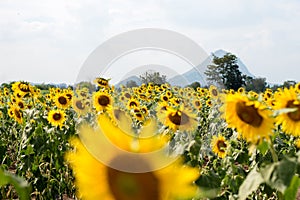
[205,53,246,90]
[139,71,167,85]
[187,81,201,90]
[204,64,223,87]
[245,77,267,93]
[126,80,139,88]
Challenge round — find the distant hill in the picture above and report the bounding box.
[114,49,255,87]
[168,49,255,87]
[115,75,142,88]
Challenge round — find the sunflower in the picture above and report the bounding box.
[211,135,228,158]
[132,108,144,122]
[209,85,219,98]
[94,77,110,88]
[273,87,300,136]
[295,138,300,149]
[158,105,197,132]
[126,98,140,110]
[122,91,132,99]
[73,98,89,116]
[160,94,169,102]
[295,82,300,93]
[192,99,202,111]
[237,87,245,94]
[16,99,26,110]
[8,106,23,124]
[47,110,66,129]
[11,81,33,96]
[93,91,113,112]
[65,115,199,200]
[220,92,274,144]
[55,93,71,109]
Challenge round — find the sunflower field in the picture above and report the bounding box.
[1,79,300,200]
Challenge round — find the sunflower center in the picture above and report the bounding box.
[18,102,25,109]
[75,100,84,110]
[286,100,300,122]
[168,111,189,126]
[236,102,263,127]
[124,93,131,99]
[98,95,110,106]
[129,101,138,107]
[53,113,62,121]
[211,89,218,96]
[14,109,22,119]
[58,96,68,105]
[162,96,168,101]
[107,155,159,200]
[195,101,201,107]
[216,140,227,153]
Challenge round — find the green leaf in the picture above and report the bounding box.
[0,168,31,200]
[284,175,300,200]
[261,157,297,193]
[238,165,264,200]
[257,140,269,156]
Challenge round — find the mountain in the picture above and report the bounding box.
[167,49,255,87]
[115,75,142,88]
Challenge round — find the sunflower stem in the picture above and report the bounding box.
[269,141,278,163]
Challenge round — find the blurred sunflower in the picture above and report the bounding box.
[47,110,66,129]
[221,92,274,144]
[192,99,202,111]
[93,91,113,112]
[158,105,197,132]
[273,87,300,136]
[65,115,199,200]
[209,85,219,98]
[211,135,228,158]
[73,98,89,116]
[295,82,300,93]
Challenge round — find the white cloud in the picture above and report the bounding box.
[0,0,299,84]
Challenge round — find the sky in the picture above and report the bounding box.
[0,0,300,85]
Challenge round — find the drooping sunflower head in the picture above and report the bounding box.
[47,110,66,129]
[221,92,274,144]
[12,81,33,95]
[94,77,110,88]
[211,135,228,158]
[273,87,300,136]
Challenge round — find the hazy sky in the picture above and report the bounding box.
[1,0,299,84]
